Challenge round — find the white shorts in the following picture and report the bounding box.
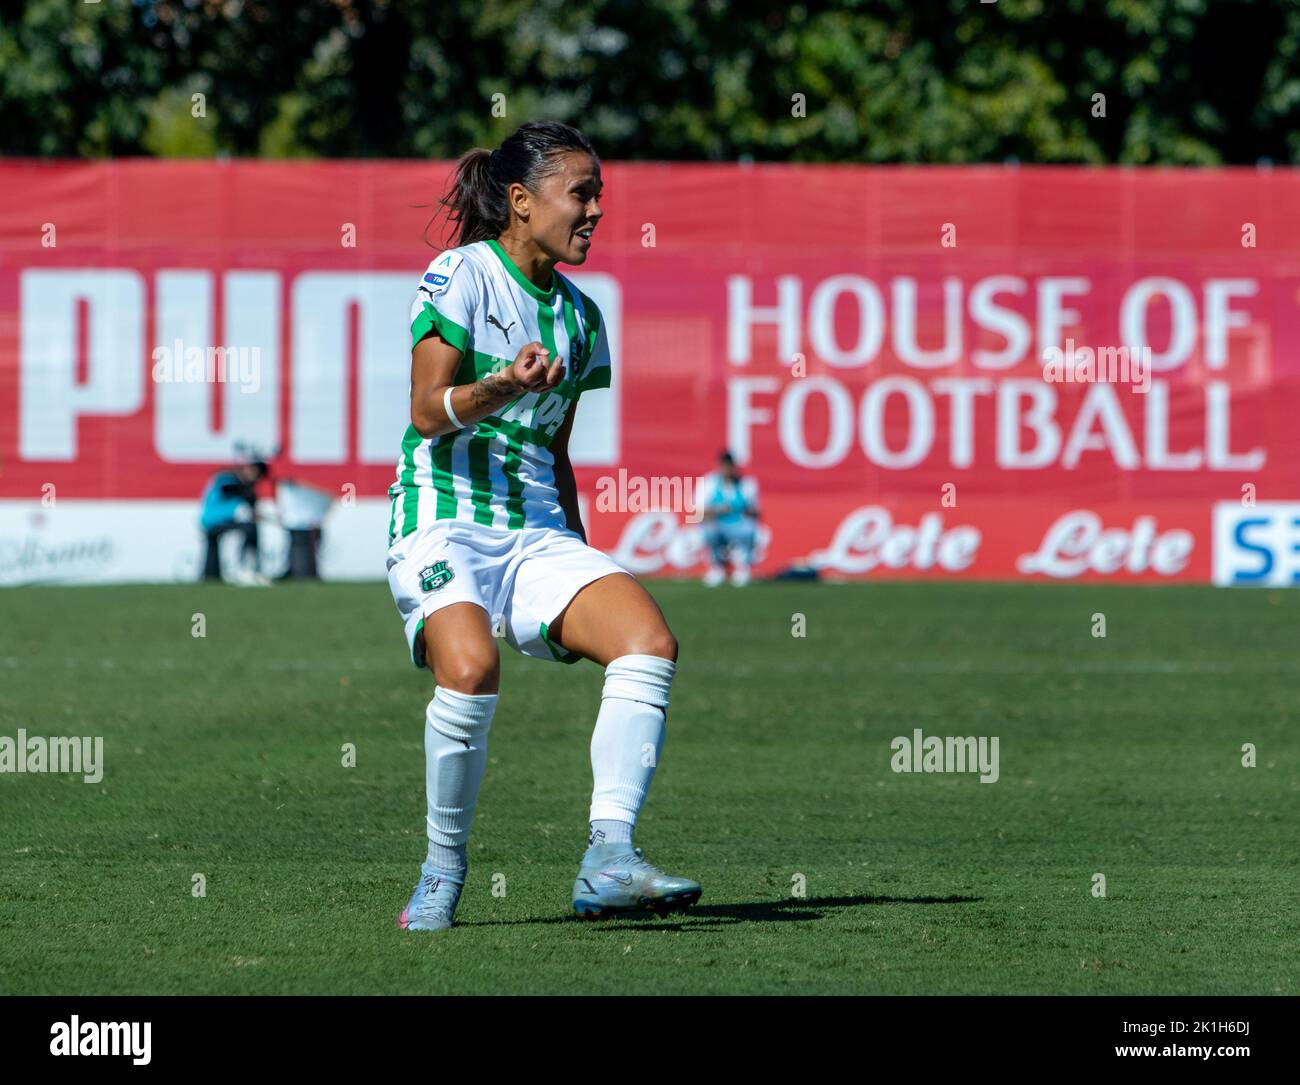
[386,520,630,669]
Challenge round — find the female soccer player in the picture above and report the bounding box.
[387,121,701,930]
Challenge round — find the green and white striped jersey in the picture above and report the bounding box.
[388,239,611,541]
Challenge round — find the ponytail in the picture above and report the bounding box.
[432,148,505,248]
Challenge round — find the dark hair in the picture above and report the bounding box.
[429,121,598,248]
[718,451,735,465]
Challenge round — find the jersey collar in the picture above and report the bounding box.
[486,238,558,303]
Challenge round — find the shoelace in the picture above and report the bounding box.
[416,875,457,920]
[606,848,663,875]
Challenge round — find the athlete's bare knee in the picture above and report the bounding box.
[434,653,500,694]
[625,626,677,663]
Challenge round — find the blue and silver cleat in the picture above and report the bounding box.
[398,864,465,931]
[572,843,702,919]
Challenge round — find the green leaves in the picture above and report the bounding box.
[2,0,1298,163]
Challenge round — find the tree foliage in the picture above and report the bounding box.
[1,0,1297,163]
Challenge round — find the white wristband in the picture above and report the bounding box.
[443,386,467,429]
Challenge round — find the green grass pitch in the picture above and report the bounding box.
[0,580,1296,995]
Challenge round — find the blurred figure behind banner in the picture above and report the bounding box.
[699,451,761,587]
[274,479,332,580]
[199,460,269,584]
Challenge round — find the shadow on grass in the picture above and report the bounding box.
[458,893,981,931]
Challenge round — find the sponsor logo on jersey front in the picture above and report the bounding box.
[419,560,455,592]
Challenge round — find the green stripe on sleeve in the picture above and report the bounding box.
[411,302,470,351]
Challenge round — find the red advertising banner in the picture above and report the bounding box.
[2,161,1298,584]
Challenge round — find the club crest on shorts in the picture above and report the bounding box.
[419,560,454,592]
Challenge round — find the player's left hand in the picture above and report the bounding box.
[509,341,566,392]
[539,353,566,390]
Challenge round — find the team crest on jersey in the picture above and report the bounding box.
[419,560,455,592]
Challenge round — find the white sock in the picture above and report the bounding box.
[588,654,675,834]
[424,687,497,880]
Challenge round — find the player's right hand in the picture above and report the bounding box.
[506,340,566,392]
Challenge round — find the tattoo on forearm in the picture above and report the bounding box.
[466,371,522,411]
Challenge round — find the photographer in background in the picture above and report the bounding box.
[699,450,761,587]
[199,459,270,585]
